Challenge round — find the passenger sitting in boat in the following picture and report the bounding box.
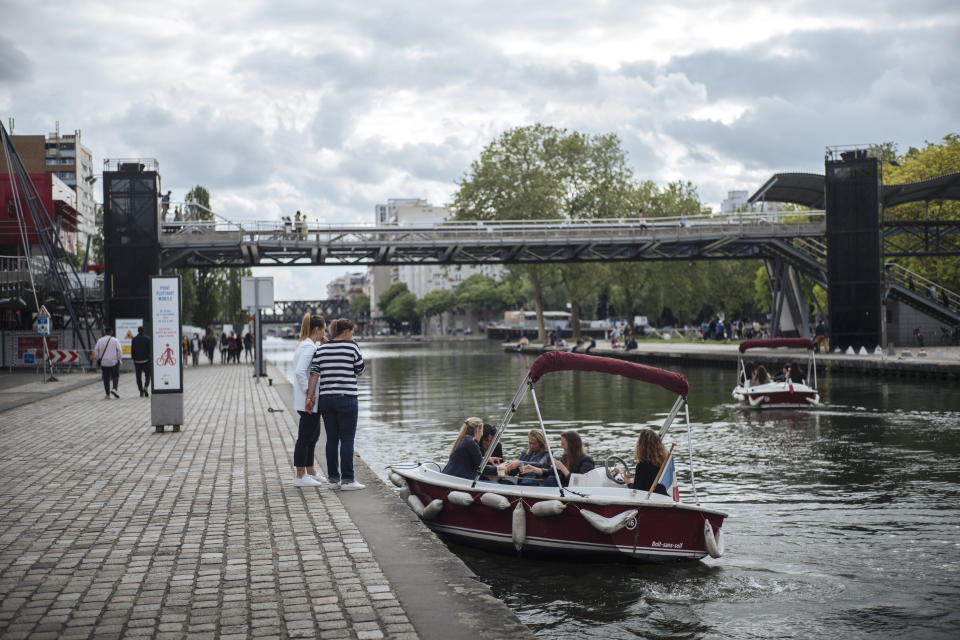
[621,428,669,496]
[772,363,792,383]
[442,417,487,479]
[502,429,551,485]
[479,423,503,464]
[750,365,770,385]
[543,430,595,487]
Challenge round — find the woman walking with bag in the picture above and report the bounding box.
[292,314,327,487]
[305,318,365,490]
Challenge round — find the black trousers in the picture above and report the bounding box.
[101,364,119,395]
[293,410,322,468]
[134,361,151,392]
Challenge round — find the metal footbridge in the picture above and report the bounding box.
[158,211,827,269]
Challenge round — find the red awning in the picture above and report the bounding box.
[528,351,689,398]
[738,338,815,353]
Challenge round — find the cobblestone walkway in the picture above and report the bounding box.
[0,364,417,639]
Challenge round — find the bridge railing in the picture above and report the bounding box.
[886,263,960,312]
[159,209,824,242]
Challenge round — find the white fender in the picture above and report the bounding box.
[480,492,511,510]
[530,500,566,516]
[703,520,724,558]
[447,491,474,507]
[512,501,526,551]
[748,394,767,407]
[398,485,411,501]
[580,508,638,535]
[407,494,425,517]
[389,471,406,488]
[421,498,443,520]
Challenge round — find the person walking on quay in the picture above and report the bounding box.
[182,335,190,366]
[305,318,365,490]
[190,332,201,367]
[131,327,152,397]
[219,332,228,364]
[204,331,216,364]
[243,330,253,362]
[292,314,327,487]
[93,327,123,399]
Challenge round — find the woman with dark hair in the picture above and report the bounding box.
[292,313,326,487]
[622,428,669,496]
[543,430,595,487]
[306,318,365,490]
[479,423,503,464]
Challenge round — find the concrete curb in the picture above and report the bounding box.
[271,365,535,640]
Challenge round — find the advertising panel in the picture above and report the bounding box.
[115,318,141,359]
[150,276,183,393]
[16,336,58,361]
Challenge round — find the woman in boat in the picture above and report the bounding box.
[543,430,595,487]
[621,428,669,496]
[750,364,770,385]
[502,430,551,484]
[442,417,486,479]
[479,423,503,464]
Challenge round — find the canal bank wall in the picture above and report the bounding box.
[504,341,960,379]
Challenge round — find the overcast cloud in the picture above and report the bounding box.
[2,0,957,298]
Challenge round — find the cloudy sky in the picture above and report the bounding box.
[2,0,957,299]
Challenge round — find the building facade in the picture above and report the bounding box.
[327,271,367,302]
[4,128,96,250]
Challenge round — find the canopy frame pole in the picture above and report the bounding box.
[684,400,699,505]
[810,350,817,389]
[472,373,531,488]
[529,385,565,497]
[657,395,686,441]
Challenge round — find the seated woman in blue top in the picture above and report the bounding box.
[542,430,595,487]
[442,417,486,479]
[621,428,669,496]
[502,430,552,485]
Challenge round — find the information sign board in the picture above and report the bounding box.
[115,318,141,359]
[36,317,50,336]
[150,276,183,393]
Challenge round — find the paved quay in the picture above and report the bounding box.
[0,363,533,640]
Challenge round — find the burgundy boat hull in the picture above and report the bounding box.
[407,478,725,563]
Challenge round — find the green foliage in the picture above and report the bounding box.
[378,282,410,314]
[184,186,212,220]
[349,294,370,318]
[385,290,419,330]
[454,274,517,312]
[417,289,455,318]
[882,134,960,291]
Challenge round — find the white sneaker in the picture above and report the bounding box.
[340,481,365,491]
[293,475,323,487]
[310,472,327,483]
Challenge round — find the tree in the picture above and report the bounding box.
[452,125,641,340]
[882,134,960,292]
[559,263,606,338]
[379,283,418,332]
[416,289,455,335]
[350,294,370,319]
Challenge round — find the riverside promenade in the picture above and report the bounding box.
[0,364,533,640]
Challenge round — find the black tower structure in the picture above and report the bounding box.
[824,149,882,351]
[103,159,161,327]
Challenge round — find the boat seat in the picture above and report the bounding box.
[568,467,623,489]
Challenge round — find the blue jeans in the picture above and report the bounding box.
[319,394,358,483]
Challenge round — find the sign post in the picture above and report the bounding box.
[241,276,274,380]
[150,275,184,433]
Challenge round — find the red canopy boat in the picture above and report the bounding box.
[388,352,727,563]
[732,338,820,409]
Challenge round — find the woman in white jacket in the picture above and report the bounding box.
[293,313,327,487]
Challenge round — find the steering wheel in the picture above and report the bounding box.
[605,455,629,485]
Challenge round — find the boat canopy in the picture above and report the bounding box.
[528,351,689,398]
[738,338,816,354]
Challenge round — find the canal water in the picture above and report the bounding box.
[265,338,960,639]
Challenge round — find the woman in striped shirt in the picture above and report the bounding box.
[305,318,366,490]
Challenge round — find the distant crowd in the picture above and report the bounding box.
[182,330,255,367]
